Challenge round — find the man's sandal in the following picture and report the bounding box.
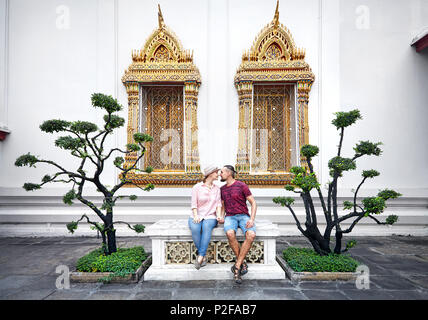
[240,261,248,276]
[231,264,242,284]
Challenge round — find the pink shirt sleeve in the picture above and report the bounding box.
[191,185,198,210]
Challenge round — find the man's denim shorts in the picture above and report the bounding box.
[224,214,256,235]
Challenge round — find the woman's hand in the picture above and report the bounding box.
[216,216,224,224]
[193,216,201,223]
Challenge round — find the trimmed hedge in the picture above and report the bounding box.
[76,246,147,279]
[283,247,359,272]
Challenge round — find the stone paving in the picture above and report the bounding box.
[0,235,427,300]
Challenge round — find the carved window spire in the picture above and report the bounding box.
[273,0,279,28]
[158,4,165,29]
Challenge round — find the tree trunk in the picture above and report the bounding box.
[334,230,342,254]
[105,212,117,255]
[304,224,332,256]
[106,229,117,255]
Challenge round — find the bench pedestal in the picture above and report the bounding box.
[144,219,285,281]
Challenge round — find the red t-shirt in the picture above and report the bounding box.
[220,180,252,216]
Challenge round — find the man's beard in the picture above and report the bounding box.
[220,178,226,182]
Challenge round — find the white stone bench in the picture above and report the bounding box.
[143,219,285,281]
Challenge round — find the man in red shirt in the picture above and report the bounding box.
[219,165,257,284]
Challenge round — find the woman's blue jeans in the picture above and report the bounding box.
[188,217,218,257]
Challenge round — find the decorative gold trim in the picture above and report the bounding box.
[121,5,202,187]
[234,0,314,184]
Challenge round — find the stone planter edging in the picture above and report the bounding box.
[275,254,358,282]
[70,254,152,283]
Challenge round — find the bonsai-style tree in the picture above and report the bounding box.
[15,93,154,255]
[273,109,401,255]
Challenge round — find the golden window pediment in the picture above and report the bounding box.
[234,0,315,187]
[120,5,202,187]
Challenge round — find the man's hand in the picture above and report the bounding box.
[217,216,224,224]
[246,218,255,229]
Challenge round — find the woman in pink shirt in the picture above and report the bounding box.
[189,165,223,269]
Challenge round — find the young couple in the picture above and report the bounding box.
[189,164,257,284]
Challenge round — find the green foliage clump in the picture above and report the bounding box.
[362,196,386,215]
[133,224,145,233]
[76,246,147,282]
[289,166,320,192]
[354,141,382,157]
[91,93,122,113]
[343,200,353,210]
[328,156,356,177]
[386,214,399,225]
[66,221,78,234]
[55,136,85,151]
[63,189,77,205]
[15,153,39,167]
[113,156,124,168]
[103,114,125,130]
[70,121,98,134]
[273,196,295,207]
[134,133,153,143]
[362,169,380,178]
[143,183,155,191]
[377,189,402,200]
[345,240,357,251]
[300,144,319,159]
[23,183,41,191]
[144,166,154,173]
[332,109,362,129]
[290,166,306,175]
[283,247,359,272]
[126,143,141,152]
[39,119,71,133]
[285,185,295,192]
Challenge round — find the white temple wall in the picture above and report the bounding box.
[0,0,427,236]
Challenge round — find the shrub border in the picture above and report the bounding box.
[70,254,152,283]
[275,254,359,282]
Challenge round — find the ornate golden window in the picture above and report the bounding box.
[251,84,293,173]
[121,6,202,187]
[140,85,184,172]
[234,1,315,186]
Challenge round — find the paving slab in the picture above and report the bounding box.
[255,279,294,288]
[139,280,180,290]
[342,289,395,300]
[383,290,428,300]
[259,288,307,300]
[215,288,263,300]
[99,283,140,291]
[177,280,219,289]
[3,289,55,300]
[134,289,173,300]
[214,279,259,289]
[370,275,421,290]
[44,289,92,300]
[297,281,341,290]
[301,289,349,300]
[171,288,217,300]
[87,290,133,300]
[407,276,428,289]
[0,236,427,300]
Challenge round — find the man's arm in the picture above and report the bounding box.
[246,195,257,228]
